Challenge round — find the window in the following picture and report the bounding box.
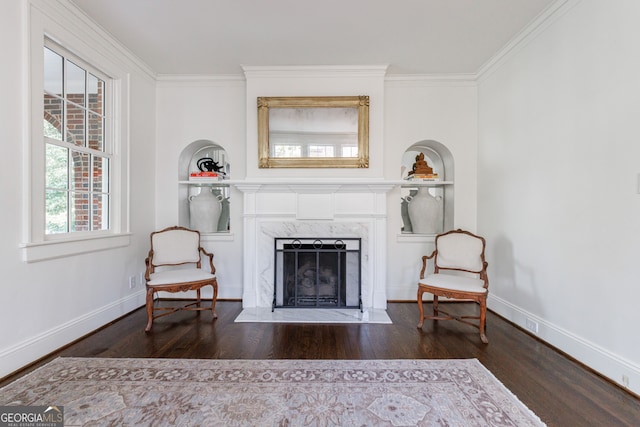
[341,145,358,157]
[272,144,302,158]
[271,142,357,158]
[308,144,335,157]
[23,9,131,262]
[43,42,110,235]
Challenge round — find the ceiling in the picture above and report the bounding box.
[70,0,556,76]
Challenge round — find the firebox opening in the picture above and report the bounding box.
[274,238,362,311]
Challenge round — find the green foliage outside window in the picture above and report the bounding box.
[45,120,68,233]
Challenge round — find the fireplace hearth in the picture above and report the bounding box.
[274,238,361,311]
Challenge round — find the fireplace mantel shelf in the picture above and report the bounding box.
[199,179,454,193]
[181,179,451,188]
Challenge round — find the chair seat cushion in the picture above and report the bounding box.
[419,273,487,294]
[148,269,215,286]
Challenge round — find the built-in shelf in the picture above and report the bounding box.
[401,142,454,236]
[180,141,231,234]
[179,180,232,186]
[396,232,438,243]
[400,181,453,187]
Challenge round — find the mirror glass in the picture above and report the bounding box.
[258,96,369,168]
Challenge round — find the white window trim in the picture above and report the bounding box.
[22,2,131,262]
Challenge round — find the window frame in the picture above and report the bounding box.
[43,40,112,236]
[22,6,131,262]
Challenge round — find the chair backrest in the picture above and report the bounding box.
[435,229,486,273]
[150,227,201,266]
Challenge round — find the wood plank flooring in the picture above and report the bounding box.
[2,301,639,426]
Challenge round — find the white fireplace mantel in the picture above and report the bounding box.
[225,178,449,192]
[231,178,398,193]
[231,179,398,311]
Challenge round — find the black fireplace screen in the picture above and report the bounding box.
[274,238,361,310]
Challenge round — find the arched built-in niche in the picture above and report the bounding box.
[400,140,454,235]
[178,140,231,233]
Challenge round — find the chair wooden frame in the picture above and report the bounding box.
[144,226,218,331]
[417,229,489,343]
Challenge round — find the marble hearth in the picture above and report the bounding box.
[234,180,395,313]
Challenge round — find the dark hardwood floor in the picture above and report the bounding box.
[2,301,639,426]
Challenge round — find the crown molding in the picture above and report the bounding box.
[33,0,157,81]
[476,0,582,82]
[242,65,389,79]
[156,70,475,88]
[156,74,246,87]
[385,73,477,87]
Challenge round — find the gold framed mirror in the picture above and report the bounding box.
[258,95,369,168]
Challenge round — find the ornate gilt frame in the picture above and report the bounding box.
[258,95,369,168]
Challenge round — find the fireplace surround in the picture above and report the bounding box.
[234,180,394,313]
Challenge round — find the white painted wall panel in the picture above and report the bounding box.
[478,0,640,394]
[384,80,479,300]
[0,0,156,378]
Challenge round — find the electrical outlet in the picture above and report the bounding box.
[525,318,538,334]
[128,275,136,289]
[622,375,630,388]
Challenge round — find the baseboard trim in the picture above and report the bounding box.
[488,294,640,396]
[0,290,146,379]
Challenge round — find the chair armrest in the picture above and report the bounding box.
[144,250,153,281]
[199,246,216,274]
[480,261,489,287]
[420,250,436,279]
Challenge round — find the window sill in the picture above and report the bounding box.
[20,233,132,262]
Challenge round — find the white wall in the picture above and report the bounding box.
[0,0,156,377]
[155,77,247,299]
[478,0,640,394]
[384,78,479,300]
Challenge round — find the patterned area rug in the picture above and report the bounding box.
[1,358,545,426]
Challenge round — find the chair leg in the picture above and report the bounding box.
[433,295,439,317]
[211,280,218,319]
[417,287,425,328]
[145,288,154,332]
[479,297,488,344]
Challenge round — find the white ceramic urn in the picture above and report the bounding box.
[189,187,222,233]
[407,187,443,234]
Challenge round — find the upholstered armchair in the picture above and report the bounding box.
[144,226,218,331]
[417,229,489,343]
